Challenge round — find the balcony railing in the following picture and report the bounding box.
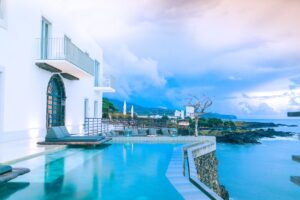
[84,118,109,135]
[36,37,95,76]
[94,75,115,93]
[101,76,115,88]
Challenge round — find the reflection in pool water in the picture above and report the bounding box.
[1,144,183,200]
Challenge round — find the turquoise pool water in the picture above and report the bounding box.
[2,118,300,200]
[1,144,183,200]
[217,139,300,200]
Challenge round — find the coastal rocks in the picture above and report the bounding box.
[216,128,294,144]
[239,122,297,129]
[194,151,229,200]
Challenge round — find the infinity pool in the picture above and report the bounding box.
[0,144,183,200]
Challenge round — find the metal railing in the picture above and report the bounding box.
[84,118,109,135]
[83,118,177,135]
[100,75,115,88]
[108,118,173,129]
[36,37,95,76]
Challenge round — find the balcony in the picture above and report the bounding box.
[94,76,116,93]
[35,37,95,80]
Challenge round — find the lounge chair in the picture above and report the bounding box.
[37,126,111,145]
[138,129,148,136]
[124,128,132,136]
[0,165,30,184]
[161,128,170,136]
[169,128,178,137]
[131,129,139,136]
[148,128,157,136]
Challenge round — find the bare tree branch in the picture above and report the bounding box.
[184,95,213,136]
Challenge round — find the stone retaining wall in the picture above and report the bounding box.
[184,140,229,200]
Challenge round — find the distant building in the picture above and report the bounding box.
[137,115,162,119]
[180,110,185,119]
[174,110,181,118]
[186,106,195,119]
[178,120,190,127]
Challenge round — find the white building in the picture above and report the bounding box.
[174,110,181,118]
[186,106,195,119]
[180,110,185,119]
[0,0,115,141]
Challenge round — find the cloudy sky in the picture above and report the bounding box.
[60,0,300,118]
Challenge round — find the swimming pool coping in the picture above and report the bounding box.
[4,145,67,165]
[109,136,216,143]
[166,145,211,200]
[183,141,223,200]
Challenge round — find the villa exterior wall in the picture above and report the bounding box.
[0,0,108,139]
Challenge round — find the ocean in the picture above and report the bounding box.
[217,118,300,200]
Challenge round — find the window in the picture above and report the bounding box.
[94,60,100,86]
[94,101,98,117]
[84,98,89,119]
[41,18,51,59]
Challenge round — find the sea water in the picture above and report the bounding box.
[217,118,300,200]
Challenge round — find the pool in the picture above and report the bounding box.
[0,144,183,200]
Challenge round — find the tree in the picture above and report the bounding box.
[102,98,118,118]
[186,95,213,136]
[161,115,169,121]
[207,118,223,128]
[223,120,236,130]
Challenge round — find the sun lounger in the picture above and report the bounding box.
[0,165,30,184]
[169,128,178,137]
[132,129,139,136]
[124,128,132,136]
[148,128,157,136]
[161,128,170,136]
[138,129,148,136]
[37,126,111,145]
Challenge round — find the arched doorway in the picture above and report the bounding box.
[47,74,66,128]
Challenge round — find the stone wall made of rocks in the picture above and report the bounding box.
[194,151,229,200]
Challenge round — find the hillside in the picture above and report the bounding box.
[107,99,175,116]
[106,98,237,119]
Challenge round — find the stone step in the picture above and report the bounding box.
[291,176,300,186]
[292,155,300,163]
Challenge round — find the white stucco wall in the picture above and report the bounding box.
[0,0,105,137]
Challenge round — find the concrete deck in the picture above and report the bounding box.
[166,146,211,200]
[0,137,66,164]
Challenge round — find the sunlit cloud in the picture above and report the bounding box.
[57,0,300,117]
